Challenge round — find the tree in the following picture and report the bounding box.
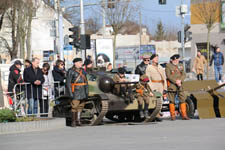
[0,0,39,60]
[104,0,139,67]
[154,21,165,41]
[85,17,101,35]
[191,0,220,79]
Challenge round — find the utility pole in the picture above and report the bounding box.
[102,0,106,37]
[80,0,86,60]
[179,0,187,71]
[54,0,64,61]
[139,10,142,63]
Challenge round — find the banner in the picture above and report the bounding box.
[96,39,113,67]
[140,45,156,59]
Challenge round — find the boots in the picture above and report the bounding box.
[138,104,144,118]
[169,103,176,121]
[144,103,150,118]
[71,112,81,127]
[75,112,82,126]
[71,112,76,127]
[180,103,190,120]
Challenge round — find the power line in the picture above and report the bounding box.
[142,8,175,13]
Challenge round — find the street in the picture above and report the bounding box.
[1,118,225,150]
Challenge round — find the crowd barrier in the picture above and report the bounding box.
[11,81,66,117]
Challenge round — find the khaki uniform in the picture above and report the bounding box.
[136,82,152,105]
[146,64,167,94]
[113,73,126,95]
[193,55,207,74]
[165,63,186,104]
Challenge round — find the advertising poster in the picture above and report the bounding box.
[140,45,156,59]
[96,39,113,67]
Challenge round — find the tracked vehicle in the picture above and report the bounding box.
[53,70,164,126]
[53,70,225,126]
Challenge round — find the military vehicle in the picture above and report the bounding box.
[53,70,199,126]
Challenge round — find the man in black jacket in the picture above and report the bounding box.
[8,60,24,96]
[135,54,150,76]
[24,57,45,114]
[66,58,88,127]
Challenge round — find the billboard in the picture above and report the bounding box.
[140,45,156,59]
[96,39,113,67]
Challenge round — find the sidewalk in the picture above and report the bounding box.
[0,118,65,134]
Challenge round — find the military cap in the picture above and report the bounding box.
[142,54,150,59]
[73,58,82,63]
[150,54,158,60]
[118,67,126,74]
[14,60,23,65]
[140,74,149,82]
[170,54,180,60]
[84,59,92,66]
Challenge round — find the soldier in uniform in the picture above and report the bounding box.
[66,58,88,127]
[146,54,167,122]
[165,54,190,120]
[136,74,153,118]
[113,67,133,104]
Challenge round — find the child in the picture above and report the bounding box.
[136,74,153,118]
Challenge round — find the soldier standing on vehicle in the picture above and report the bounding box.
[146,54,167,122]
[192,50,207,80]
[136,74,153,118]
[165,54,190,120]
[135,55,150,76]
[66,58,88,127]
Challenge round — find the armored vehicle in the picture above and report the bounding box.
[53,70,164,126]
[53,70,225,126]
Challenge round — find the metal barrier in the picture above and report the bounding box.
[12,81,66,117]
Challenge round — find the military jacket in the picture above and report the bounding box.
[66,66,88,100]
[113,73,126,95]
[136,82,152,97]
[165,63,186,90]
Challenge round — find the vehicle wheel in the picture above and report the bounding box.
[185,97,195,118]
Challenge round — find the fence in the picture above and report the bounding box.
[11,81,66,117]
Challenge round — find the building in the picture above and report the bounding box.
[0,0,77,66]
[190,0,225,64]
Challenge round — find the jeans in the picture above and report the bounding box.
[28,98,38,114]
[214,65,223,82]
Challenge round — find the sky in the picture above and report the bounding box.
[62,0,191,33]
[140,0,190,32]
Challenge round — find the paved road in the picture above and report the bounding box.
[1,118,225,150]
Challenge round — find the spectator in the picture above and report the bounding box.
[192,51,207,80]
[83,59,93,72]
[106,62,113,72]
[210,47,224,82]
[8,60,24,96]
[52,60,66,97]
[41,63,54,115]
[135,54,150,76]
[23,57,44,114]
[24,59,32,68]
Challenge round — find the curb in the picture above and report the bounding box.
[0,118,65,134]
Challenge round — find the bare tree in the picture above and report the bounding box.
[104,0,139,67]
[191,0,220,79]
[85,17,101,34]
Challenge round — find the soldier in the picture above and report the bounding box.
[136,74,153,118]
[146,54,167,122]
[165,54,190,120]
[66,58,88,127]
[113,67,133,104]
[135,54,150,76]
